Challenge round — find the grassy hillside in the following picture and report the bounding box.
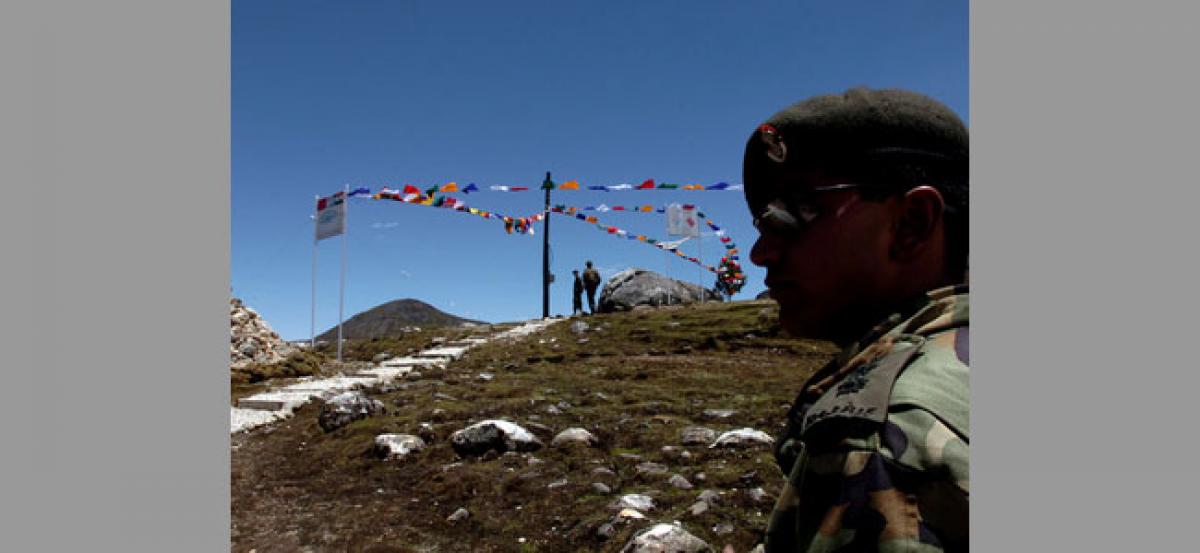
[232,299,837,552]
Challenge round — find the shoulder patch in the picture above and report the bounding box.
[802,336,925,438]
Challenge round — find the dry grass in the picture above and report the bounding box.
[231,299,836,552]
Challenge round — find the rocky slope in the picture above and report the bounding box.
[232,299,839,552]
[230,297,297,370]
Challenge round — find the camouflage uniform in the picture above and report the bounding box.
[763,284,969,552]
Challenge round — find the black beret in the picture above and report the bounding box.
[743,87,968,209]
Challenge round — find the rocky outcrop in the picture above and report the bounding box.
[597,269,723,313]
[450,420,544,457]
[317,391,385,432]
[230,297,297,370]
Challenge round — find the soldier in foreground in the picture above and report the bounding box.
[742,87,968,552]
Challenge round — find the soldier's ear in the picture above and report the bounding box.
[889,186,944,262]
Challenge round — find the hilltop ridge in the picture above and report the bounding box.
[316,298,483,342]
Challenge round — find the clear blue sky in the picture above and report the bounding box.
[233,1,968,341]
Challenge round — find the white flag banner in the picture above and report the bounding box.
[659,236,691,250]
[666,203,700,237]
[315,192,346,241]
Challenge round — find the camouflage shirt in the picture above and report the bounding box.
[763,284,969,553]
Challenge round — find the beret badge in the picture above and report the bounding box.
[759,124,787,163]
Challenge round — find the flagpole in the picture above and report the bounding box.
[312,195,319,350]
[337,184,348,362]
[698,236,703,302]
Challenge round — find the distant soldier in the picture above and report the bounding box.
[582,261,602,314]
[742,88,969,552]
[572,270,585,316]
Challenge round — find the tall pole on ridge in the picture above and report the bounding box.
[541,171,552,319]
[337,183,348,362]
[311,195,318,350]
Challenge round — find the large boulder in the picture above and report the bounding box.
[597,269,722,313]
[621,523,713,553]
[450,420,544,457]
[317,391,385,432]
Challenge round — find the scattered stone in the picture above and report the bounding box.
[616,508,647,520]
[680,426,717,446]
[317,391,385,432]
[417,422,437,443]
[702,409,737,419]
[592,467,617,478]
[668,474,694,489]
[610,494,655,512]
[446,508,469,523]
[618,453,644,461]
[620,523,712,553]
[551,427,600,448]
[547,478,569,490]
[635,462,669,477]
[406,370,423,380]
[433,392,457,401]
[746,487,771,504]
[477,372,494,381]
[556,400,573,410]
[713,523,734,536]
[697,490,722,504]
[593,392,609,401]
[597,523,618,540]
[739,470,762,486]
[373,434,425,460]
[709,428,775,449]
[570,320,590,334]
[689,501,709,516]
[450,420,544,457]
[577,337,590,345]
[592,482,612,495]
[372,352,391,363]
[693,472,707,483]
[504,362,519,371]
[527,456,544,466]
[660,445,693,461]
[545,405,562,415]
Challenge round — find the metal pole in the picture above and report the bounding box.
[337,184,348,362]
[542,171,552,319]
[311,195,318,350]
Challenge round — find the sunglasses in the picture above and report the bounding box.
[751,183,869,236]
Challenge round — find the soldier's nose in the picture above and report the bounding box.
[750,233,781,267]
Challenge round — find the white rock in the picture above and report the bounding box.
[610,494,655,512]
[374,434,426,459]
[450,419,544,457]
[709,428,775,449]
[620,523,711,553]
[551,427,599,448]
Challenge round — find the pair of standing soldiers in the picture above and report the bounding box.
[572,260,602,315]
